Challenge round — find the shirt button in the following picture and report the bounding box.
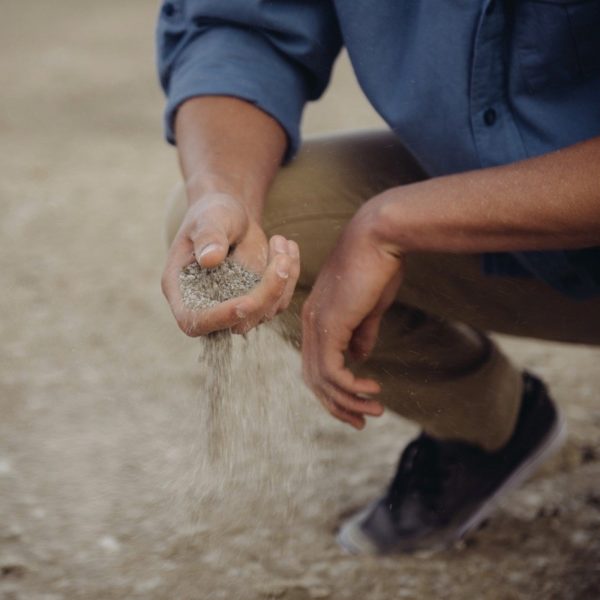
[484,108,497,126]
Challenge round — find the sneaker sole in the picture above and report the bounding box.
[337,410,567,555]
[454,408,567,542]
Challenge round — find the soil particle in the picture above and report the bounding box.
[179,259,260,310]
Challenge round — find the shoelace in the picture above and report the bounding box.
[386,435,449,514]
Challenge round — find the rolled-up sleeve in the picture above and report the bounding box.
[156,0,342,159]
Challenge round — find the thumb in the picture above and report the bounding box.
[348,312,383,361]
[185,192,249,269]
[348,270,403,361]
[192,227,230,269]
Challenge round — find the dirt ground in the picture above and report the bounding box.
[2,2,600,599]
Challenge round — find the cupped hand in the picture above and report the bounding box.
[301,199,405,429]
[162,192,300,336]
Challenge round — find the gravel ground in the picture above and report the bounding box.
[1,2,599,599]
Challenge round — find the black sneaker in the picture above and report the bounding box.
[337,373,566,554]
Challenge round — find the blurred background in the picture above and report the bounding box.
[1,1,599,599]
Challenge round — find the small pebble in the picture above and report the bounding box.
[98,535,121,553]
[570,530,591,547]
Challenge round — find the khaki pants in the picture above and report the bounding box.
[167,131,600,452]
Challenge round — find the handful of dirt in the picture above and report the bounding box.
[179,259,260,310]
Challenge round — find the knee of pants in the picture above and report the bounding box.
[263,130,425,290]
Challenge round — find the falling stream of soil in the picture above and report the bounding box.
[178,260,313,522]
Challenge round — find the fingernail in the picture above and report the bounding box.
[199,243,221,259]
[235,305,247,319]
[274,237,287,253]
[277,266,289,279]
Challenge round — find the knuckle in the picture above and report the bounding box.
[338,398,356,414]
[321,366,336,384]
[188,221,210,240]
[228,303,243,321]
[274,252,291,270]
[190,223,225,245]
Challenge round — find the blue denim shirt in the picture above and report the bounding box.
[157,0,600,299]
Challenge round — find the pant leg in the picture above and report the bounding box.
[263,131,600,450]
[259,131,523,451]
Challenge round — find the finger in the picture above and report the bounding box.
[327,401,366,430]
[268,234,289,261]
[301,316,373,428]
[302,303,383,415]
[185,194,249,269]
[229,252,291,333]
[320,380,384,417]
[348,312,383,361]
[191,225,230,269]
[162,236,250,336]
[267,239,300,319]
[348,271,402,360]
[315,389,366,430]
[276,239,300,312]
[172,296,248,337]
[301,303,380,402]
[317,331,382,396]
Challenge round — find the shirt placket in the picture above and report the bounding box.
[470,0,527,168]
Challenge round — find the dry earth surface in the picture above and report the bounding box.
[1,2,599,599]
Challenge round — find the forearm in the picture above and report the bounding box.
[373,136,600,255]
[175,96,287,221]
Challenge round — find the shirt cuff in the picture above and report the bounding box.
[163,26,309,162]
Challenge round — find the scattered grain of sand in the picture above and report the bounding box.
[179,259,261,310]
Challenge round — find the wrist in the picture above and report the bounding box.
[361,189,413,258]
[185,172,239,205]
[185,178,264,223]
